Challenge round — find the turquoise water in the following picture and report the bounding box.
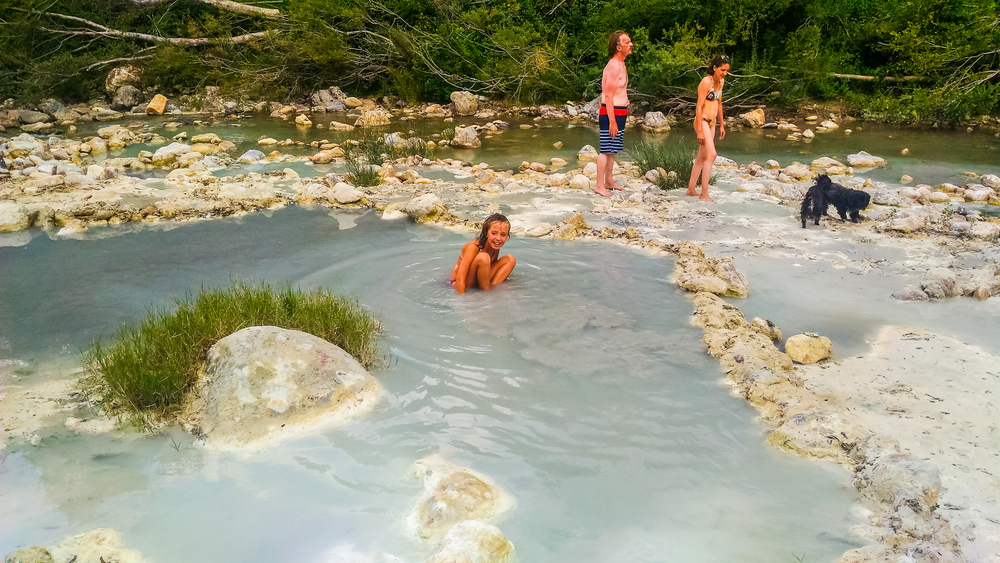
[0,209,860,562]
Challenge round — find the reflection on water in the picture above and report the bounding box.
[0,209,860,562]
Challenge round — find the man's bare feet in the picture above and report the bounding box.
[594,187,612,197]
[609,182,624,191]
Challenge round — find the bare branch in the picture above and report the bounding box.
[80,53,156,72]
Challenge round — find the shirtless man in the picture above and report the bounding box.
[595,31,632,197]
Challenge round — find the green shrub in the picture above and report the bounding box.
[82,282,383,428]
[627,141,695,189]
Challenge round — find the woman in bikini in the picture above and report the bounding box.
[687,54,730,202]
[451,213,516,293]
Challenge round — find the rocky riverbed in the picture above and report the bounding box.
[3,100,1000,563]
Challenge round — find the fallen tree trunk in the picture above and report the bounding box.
[132,0,281,19]
[41,12,276,46]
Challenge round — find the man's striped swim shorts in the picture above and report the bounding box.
[599,105,628,154]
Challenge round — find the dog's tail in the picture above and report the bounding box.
[800,191,815,228]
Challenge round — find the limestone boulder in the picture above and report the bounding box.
[295,114,313,127]
[450,91,479,116]
[784,333,832,364]
[892,285,930,302]
[310,87,347,109]
[237,150,265,164]
[408,454,515,541]
[145,94,168,115]
[810,156,846,170]
[45,528,146,563]
[569,174,590,190]
[551,213,590,240]
[970,221,1000,241]
[150,142,192,167]
[546,173,568,187]
[53,108,82,122]
[524,223,553,237]
[329,121,355,132]
[16,110,51,125]
[0,203,31,232]
[854,453,941,515]
[783,163,814,180]
[740,108,765,128]
[355,109,391,127]
[451,126,481,149]
[980,174,1000,189]
[3,546,54,563]
[181,326,380,451]
[885,213,925,233]
[331,182,363,204]
[848,151,886,168]
[577,145,598,162]
[640,111,671,133]
[690,292,794,374]
[426,521,515,563]
[7,133,45,158]
[111,86,141,111]
[404,193,449,223]
[105,65,143,94]
[673,241,749,298]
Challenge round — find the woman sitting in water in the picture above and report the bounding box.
[451,213,516,293]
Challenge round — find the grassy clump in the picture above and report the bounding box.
[628,142,696,190]
[82,282,383,428]
[344,128,430,187]
[345,156,382,187]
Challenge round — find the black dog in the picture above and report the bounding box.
[801,174,871,227]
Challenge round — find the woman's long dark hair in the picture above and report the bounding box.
[478,213,510,249]
[708,54,730,75]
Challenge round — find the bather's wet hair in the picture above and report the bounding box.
[478,213,510,249]
[607,30,628,59]
[708,54,731,75]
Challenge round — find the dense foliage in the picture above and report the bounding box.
[82,282,383,428]
[2,0,998,120]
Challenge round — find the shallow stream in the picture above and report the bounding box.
[1,209,860,562]
[3,115,1000,562]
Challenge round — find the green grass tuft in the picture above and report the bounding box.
[627,142,696,190]
[82,281,383,428]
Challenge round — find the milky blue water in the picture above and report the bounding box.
[0,208,861,562]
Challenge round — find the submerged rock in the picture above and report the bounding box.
[409,454,515,541]
[426,521,515,563]
[181,326,380,451]
[848,151,886,168]
[640,111,671,133]
[451,126,481,148]
[5,528,149,563]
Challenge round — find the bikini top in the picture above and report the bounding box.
[705,85,722,101]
